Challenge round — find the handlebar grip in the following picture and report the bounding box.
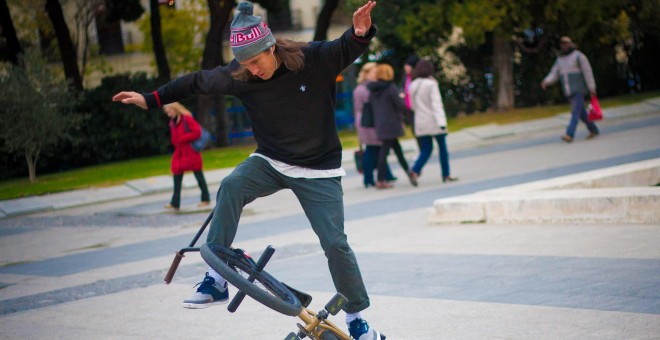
[228,291,247,313]
[164,251,185,284]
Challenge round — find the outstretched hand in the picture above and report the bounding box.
[353,1,377,37]
[112,91,147,110]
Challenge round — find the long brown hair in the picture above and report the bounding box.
[231,38,308,81]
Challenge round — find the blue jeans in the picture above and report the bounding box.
[412,134,450,178]
[567,93,599,138]
[363,145,395,186]
[206,156,370,313]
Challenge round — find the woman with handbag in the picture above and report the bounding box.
[163,102,211,211]
[408,60,458,184]
[368,63,418,189]
[353,62,396,188]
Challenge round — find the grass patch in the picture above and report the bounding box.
[1,91,658,200]
[0,144,255,200]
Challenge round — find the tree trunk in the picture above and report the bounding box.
[149,0,170,81]
[493,34,514,111]
[45,0,83,90]
[0,0,22,64]
[313,0,340,41]
[198,0,235,147]
[25,152,39,183]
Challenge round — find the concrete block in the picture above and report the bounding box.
[625,193,660,223]
[484,190,629,224]
[430,187,660,224]
[0,197,52,216]
[429,196,486,224]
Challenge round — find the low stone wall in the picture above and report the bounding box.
[429,158,660,224]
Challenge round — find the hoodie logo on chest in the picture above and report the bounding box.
[299,84,306,92]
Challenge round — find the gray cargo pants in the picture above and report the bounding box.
[206,156,370,313]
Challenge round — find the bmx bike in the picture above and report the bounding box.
[163,211,352,340]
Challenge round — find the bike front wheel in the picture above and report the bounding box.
[200,243,302,316]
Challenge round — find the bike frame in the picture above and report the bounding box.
[297,309,351,340]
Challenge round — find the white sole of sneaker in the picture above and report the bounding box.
[182,299,229,309]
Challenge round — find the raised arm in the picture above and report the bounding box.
[112,91,147,109]
[315,1,377,75]
[353,1,377,37]
[112,65,236,110]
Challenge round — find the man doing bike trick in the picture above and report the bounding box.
[113,1,383,339]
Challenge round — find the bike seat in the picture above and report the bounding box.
[283,283,312,308]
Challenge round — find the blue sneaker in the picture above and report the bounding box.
[348,318,385,340]
[182,273,229,309]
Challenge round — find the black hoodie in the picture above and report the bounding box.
[143,26,377,170]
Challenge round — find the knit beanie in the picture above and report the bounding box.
[230,2,276,61]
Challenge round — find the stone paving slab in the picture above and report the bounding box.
[1,208,659,339]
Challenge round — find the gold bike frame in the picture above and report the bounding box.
[297,308,351,340]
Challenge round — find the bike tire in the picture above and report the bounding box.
[200,243,302,316]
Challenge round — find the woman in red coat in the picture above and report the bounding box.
[163,102,210,210]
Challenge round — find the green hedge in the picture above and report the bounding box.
[1,73,170,181]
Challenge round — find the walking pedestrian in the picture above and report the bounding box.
[541,36,599,143]
[163,102,211,211]
[353,62,395,187]
[408,60,458,183]
[368,63,417,189]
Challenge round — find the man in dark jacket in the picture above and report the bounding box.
[113,2,383,339]
[541,36,599,143]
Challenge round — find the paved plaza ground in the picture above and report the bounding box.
[0,101,659,339]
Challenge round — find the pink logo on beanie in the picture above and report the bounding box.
[230,22,270,47]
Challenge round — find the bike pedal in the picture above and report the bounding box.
[324,293,348,316]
